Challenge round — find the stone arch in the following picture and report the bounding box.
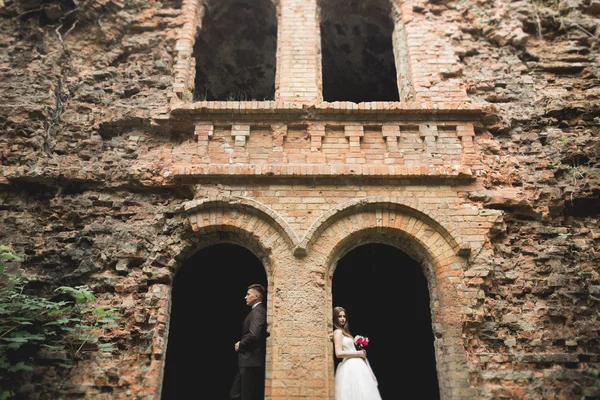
[162,196,296,398]
[295,197,468,257]
[161,241,269,399]
[178,195,298,264]
[312,207,473,399]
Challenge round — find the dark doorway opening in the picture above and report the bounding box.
[193,0,277,101]
[319,0,399,102]
[161,243,267,400]
[332,243,439,400]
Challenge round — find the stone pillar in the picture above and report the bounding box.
[275,0,322,102]
[268,256,330,399]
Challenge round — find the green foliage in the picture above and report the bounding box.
[589,368,600,385]
[594,116,600,125]
[0,246,23,274]
[581,369,600,399]
[0,246,117,398]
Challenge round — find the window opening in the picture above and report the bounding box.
[320,0,399,102]
[193,0,277,101]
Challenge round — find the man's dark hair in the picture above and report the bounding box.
[248,283,266,300]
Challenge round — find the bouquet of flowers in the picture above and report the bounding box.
[354,335,369,350]
[355,334,377,384]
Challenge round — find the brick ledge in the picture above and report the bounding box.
[171,164,474,178]
[166,100,492,120]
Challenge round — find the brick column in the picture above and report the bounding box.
[397,0,470,102]
[231,124,250,163]
[382,124,404,165]
[344,124,365,164]
[172,0,204,102]
[195,124,213,163]
[419,124,438,158]
[275,0,322,102]
[268,124,288,163]
[308,124,326,163]
[457,124,477,168]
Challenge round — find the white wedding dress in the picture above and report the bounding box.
[335,336,382,400]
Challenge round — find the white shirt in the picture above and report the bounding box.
[252,302,262,309]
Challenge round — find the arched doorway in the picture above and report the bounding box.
[332,243,439,400]
[161,243,268,399]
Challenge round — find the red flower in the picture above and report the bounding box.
[354,335,369,350]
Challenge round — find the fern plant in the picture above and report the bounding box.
[0,246,117,398]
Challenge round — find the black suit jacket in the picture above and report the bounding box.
[238,303,267,368]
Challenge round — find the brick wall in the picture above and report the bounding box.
[2,0,598,398]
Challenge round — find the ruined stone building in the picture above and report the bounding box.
[1,0,599,398]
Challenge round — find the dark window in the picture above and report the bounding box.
[193,0,277,101]
[320,0,399,102]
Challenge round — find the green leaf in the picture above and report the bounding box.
[98,343,116,352]
[10,317,33,322]
[0,246,118,385]
[56,362,74,368]
[93,307,108,317]
[40,344,64,351]
[0,253,23,262]
[1,390,16,400]
[7,362,33,372]
[47,308,71,316]
[5,333,45,342]
[44,318,73,326]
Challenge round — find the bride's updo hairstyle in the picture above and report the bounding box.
[333,306,353,338]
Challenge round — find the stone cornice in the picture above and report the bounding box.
[163,100,491,124]
[171,164,475,179]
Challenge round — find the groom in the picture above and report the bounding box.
[230,284,267,400]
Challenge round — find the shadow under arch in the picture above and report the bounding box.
[332,241,440,400]
[160,200,292,397]
[317,217,471,399]
[327,227,443,333]
[161,242,268,400]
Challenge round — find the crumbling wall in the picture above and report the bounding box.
[419,0,600,397]
[0,0,599,398]
[0,0,192,397]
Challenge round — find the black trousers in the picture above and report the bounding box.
[230,366,265,400]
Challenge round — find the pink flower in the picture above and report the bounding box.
[354,335,369,349]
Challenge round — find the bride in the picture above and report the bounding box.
[332,306,382,400]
